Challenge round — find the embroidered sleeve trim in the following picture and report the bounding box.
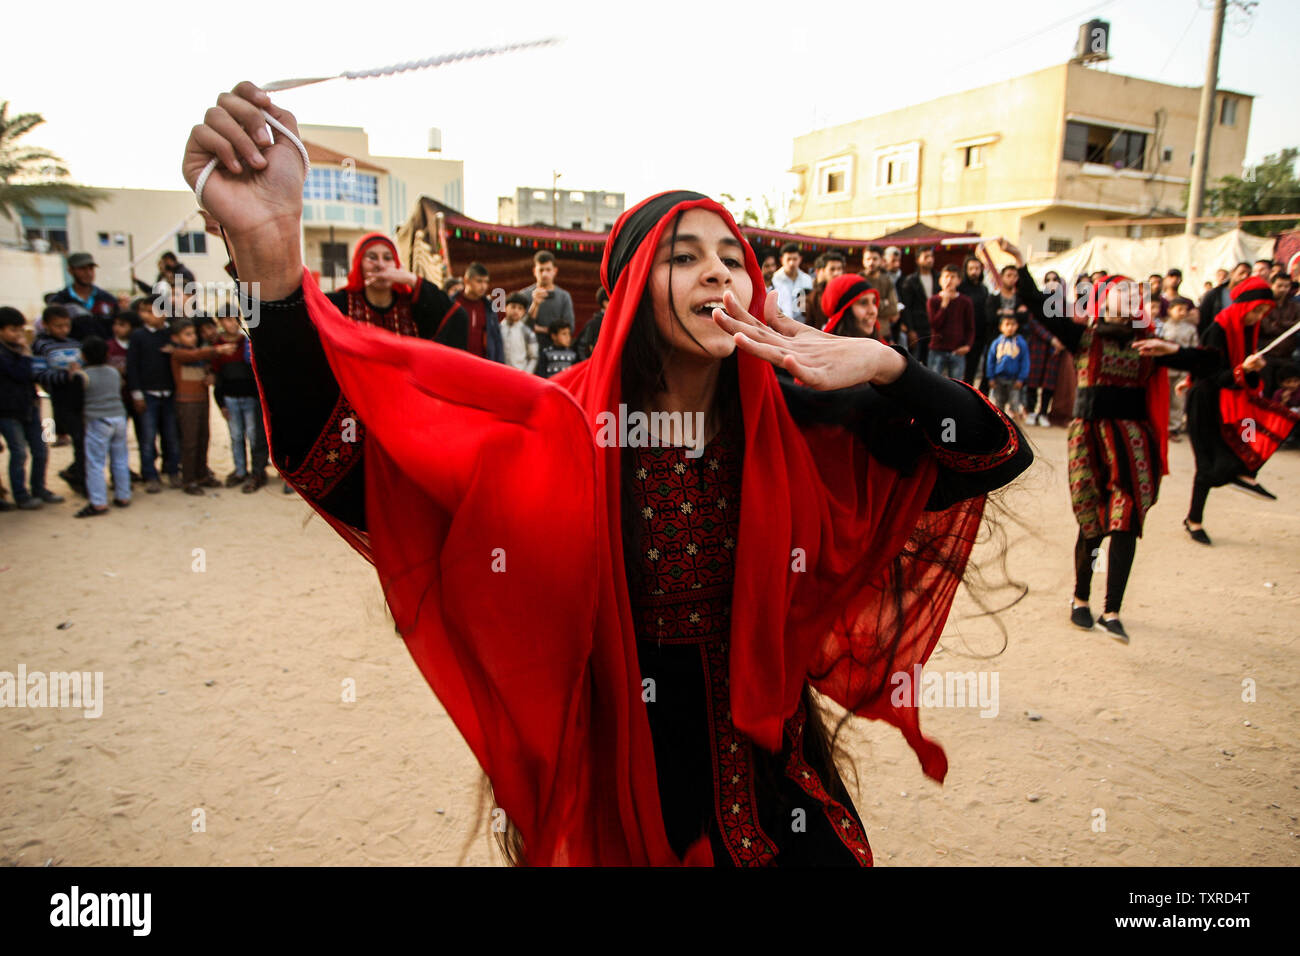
[924,381,1022,472]
[284,393,365,501]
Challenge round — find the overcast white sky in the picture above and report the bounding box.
[3,0,1294,224]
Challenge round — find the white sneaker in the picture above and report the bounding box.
[1036,413,1050,427]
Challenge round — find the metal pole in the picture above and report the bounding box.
[1186,0,1227,236]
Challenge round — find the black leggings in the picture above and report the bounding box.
[1073,529,1138,615]
[1023,386,1055,417]
[1187,477,1213,524]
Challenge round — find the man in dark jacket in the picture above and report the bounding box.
[47,252,118,341]
[958,255,990,384]
[897,246,937,361]
[1197,261,1251,336]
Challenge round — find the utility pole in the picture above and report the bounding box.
[552,170,561,228]
[1186,0,1227,237]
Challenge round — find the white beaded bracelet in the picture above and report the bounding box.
[194,109,311,212]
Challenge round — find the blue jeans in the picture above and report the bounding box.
[0,406,49,502]
[926,350,966,379]
[137,393,180,481]
[222,395,267,476]
[85,416,132,507]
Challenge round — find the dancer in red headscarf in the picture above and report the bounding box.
[1176,276,1298,545]
[1007,240,1208,643]
[325,232,467,343]
[184,82,1032,866]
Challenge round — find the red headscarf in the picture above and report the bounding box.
[1213,276,1297,470]
[340,233,412,295]
[819,274,880,337]
[282,192,986,865]
[1083,275,1171,474]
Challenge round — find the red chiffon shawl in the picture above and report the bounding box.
[1214,277,1298,470]
[280,194,983,865]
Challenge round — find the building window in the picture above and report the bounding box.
[1162,146,1174,163]
[602,194,619,207]
[97,232,110,246]
[532,190,547,201]
[1219,97,1237,126]
[873,144,919,191]
[963,145,984,169]
[569,191,584,203]
[814,157,852,199]
[176,231,207,255]
[1063,120,1146,171]
[303,168,379,205]
[321,242,349,282]
[113,232,126,246]
[1048,237,1072,254]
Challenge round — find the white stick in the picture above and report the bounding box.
[1252,314,1300,359]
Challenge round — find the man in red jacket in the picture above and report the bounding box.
[926,264,975,379]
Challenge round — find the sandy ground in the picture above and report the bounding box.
[1,400,1297,867]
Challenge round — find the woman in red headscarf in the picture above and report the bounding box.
[1007,240,1208,643]
[819,275,882,340]
[184,83,1032,866]
[325,232,471,346]
[1174,277,1298,545]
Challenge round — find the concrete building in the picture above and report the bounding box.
[787,60,1253,257]
[296,124,463,287]
[497,187,624,232]
[9,122,466,304]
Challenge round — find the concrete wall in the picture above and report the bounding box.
[0,247,70,320]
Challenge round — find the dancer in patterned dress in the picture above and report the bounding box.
[184,83,1032,865]
[1007,240,1206,643]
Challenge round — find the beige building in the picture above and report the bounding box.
[11,122,465,305]
[787,61,1253,257]
[295,124,463,287]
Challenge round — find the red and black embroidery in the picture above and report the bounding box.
[627,434,742,643]
[702,640,779,866]
[783,703,873,866]
[285,393,366,501]
[925,382,1022,473]
[345,288,418,337]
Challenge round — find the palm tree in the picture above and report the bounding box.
[0,99,105,241]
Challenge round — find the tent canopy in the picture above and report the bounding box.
[1027,229,1276,298]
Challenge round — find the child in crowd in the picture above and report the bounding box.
[32,305,87,495]
[127,297,181,492]
[212,311,268,492]
[0,307,64,510]
[535,318,577,379]
[168,320,234,495]
[1161,296,1199,437]
[72,336,131,517]
[500,292,539,373]
[985,315,1030,421]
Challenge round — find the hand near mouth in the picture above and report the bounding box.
[711,289,906,388]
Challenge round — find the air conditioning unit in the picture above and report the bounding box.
[1073,19,1111,63]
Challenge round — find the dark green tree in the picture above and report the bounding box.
[1203,147,1300,236]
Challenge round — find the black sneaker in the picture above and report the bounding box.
[1183,519,1212,546]
[1097,617,1129,644]
[1070,603,1094,630]
[38,490,65,504]
[1229,477,1277,500]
